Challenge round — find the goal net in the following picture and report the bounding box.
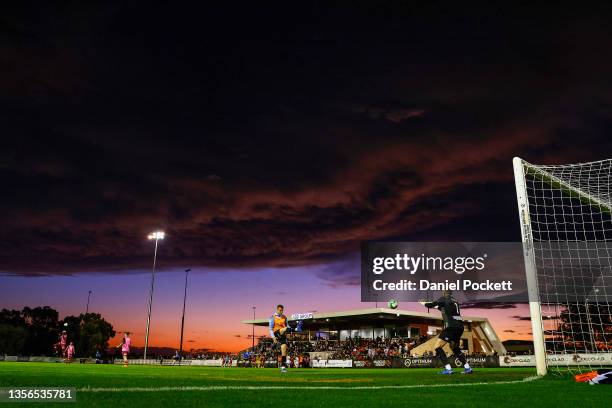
[513,157,612,375]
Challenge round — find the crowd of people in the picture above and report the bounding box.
[329,337,410,360]
[237,335,442,364]
[191,352,238,360]
[232,334,507,365]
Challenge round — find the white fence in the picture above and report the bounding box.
[126,358,237,366]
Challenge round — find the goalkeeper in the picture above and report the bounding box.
[420,290,472,374]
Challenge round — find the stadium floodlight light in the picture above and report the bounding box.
[144,230,165,360]
[148,231,165,240]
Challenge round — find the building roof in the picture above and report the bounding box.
[502,339,533,346]
[242,307,488,329]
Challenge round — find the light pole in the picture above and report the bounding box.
[179,268,190,357]
[252,306,256,349]
[144,231,164,360]
[85,290,92,315]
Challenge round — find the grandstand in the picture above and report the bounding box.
[242,308,506,356]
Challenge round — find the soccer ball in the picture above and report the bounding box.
[64,323,68,327]
[387,299,398,309]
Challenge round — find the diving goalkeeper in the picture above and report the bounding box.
[420,290,472,374]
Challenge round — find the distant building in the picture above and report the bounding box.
[243,307,506,355]
[502,339,534,354]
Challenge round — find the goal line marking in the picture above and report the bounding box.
[79,375,540,393]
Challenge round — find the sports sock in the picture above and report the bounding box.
[451,343,467,366]
[435,347,449,365]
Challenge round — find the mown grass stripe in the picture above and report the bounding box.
[79,375,540,392]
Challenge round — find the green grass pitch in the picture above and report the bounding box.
[0,363,610,407]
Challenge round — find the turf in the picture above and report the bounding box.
[0,363,610,407]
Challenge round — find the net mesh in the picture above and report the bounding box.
[520,158,612,373]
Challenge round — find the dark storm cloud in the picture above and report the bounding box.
[2,3,612,275]
[512,315,558,321]
[460,303,518,310]
[315,255,361,288]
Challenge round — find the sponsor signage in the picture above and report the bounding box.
[454,356,498,368]
[499,353,612,367]
[290,312,314,320]
[499,355,534,367]
[161,360,192,366]
[547,353,612,366]
[311,359,353,368]
[372,359,391,368]
[400,357,433,368]
[189,359,231,367]
[314,357,500,368]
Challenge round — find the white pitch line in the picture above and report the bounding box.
[79,375,540,393]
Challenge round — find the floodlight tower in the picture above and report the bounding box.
[144,231,165,359]
[179,268,191,357]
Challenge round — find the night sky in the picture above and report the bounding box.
[2,3,612,350]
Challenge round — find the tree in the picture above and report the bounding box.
[0,307,59,356]
[0,309,24,326]
[21,306,59,356]
[0,324,27,355]
[0,307,116,357]
[60,313,116,358]
[553,303,612,352]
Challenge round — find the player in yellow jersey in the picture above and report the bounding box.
[269,304,303,373]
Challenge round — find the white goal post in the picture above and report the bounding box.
[513,158,548,375]
[513,157,612,376]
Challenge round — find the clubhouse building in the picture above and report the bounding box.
[242,307,506,355]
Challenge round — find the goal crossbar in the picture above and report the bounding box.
[522,160,612,216]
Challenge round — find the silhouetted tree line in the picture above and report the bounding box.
[0,306,115,357]
[546,303,612,352]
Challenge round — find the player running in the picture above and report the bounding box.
[116,332,131,367]
[58,330,68,358]
[65,342,75,363]
[420,290,472,374]
[269,304,303,373]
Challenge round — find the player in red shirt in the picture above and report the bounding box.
[59,330,68,358]
[65,342,75,363]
